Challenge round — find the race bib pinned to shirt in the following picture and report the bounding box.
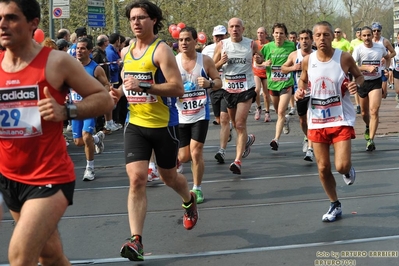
[0,85,43,138]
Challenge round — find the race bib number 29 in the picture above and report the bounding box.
[0,85,42,138]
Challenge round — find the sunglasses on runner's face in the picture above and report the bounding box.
[334,31,341,33]
[373,29,381,32]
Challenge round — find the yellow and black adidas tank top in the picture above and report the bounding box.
[123,38,178,128]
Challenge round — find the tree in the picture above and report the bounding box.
[341,0,393,40]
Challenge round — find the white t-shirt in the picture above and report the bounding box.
[352,42,387,80]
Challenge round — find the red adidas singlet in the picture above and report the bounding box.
[0,47,75,185]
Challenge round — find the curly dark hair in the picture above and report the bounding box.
[125,0,164,35]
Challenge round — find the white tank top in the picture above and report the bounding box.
[294,49,315,96]
[307,49,356,129]
[394,45,399,72]
[175,52,210,124]
[221,37,255,93]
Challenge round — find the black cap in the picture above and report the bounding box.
[355,27,362,32]
[75,27,87,37]
[56,39,69,50]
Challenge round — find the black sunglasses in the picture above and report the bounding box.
[373,29,381,32]
[334,31,341,33]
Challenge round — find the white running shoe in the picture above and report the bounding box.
[105,122,119,132]
[342,166,355,185]
[302,137,308,153]
[114,121,123,130]
[147,168,160,182]
[95,131,105,154]
[288,107,296,115]
[83,167,95,181]
[66,124,72,132]
[242,134,255,158]
[304,149,314,162]
[283,114,290,134]
[254,108,261,120]
[177,161,184,174]
[322,204,342,222]
[214,150,225,164]
[264,112,271,122]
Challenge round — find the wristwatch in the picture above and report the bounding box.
[65,104,78,120]
[139,82,152,93]
[209,80,214,89]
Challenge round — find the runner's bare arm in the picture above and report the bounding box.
[385,39,396,59]
[295,55,309,101]
[94,66,112,91]
[252,43,263,64]
[197,55,222,90]
[41,50,114,121]
[281,51,296,74]
[149,42,183,97]
[213,41,227,71]
[343,52,364,95]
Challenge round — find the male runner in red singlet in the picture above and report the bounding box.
[0,1,114,265]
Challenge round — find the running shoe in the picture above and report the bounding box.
[177,160,184,173]
[254,107,261,120]
[228,130,232,143]
[304,148,314,162]
[302,136,308,153]
[147,168,160,182]
[356,105,361,114]
[95,131,105,154]
[182,191,198,230]
[66,124,72,132]
[191,189,204,204]
[102,128,112,135]
[342,166,356,185]
[83,167,95,181]
[120,235,144,261]
[270,139,279,151]
[283,114,290,134]
[366,139,376,151]
[105,122,120,132]
[114,122,123,130]
[364,128,370,140]
[229,160,242,175]
[288,107,296,115]
[322,203,342,222]
[242,134,255,158]
[264,112,271,122]
[64,134,70,147]
[214,150,225,164]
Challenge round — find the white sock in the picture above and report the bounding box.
[105,120,113,126]
[86,160,94,169]
[149,161,156,170]
[193,185,201,190]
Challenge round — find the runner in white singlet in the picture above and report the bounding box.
[295,21,364,223]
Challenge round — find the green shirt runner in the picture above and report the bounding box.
[260,40,296,91]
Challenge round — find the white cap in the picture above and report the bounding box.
[212,25,227,36]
